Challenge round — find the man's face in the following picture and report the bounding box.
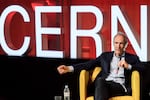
[113,35,126,56]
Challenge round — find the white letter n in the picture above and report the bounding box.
[111,5,147,61]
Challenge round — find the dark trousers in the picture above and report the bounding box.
[94,77,127,100]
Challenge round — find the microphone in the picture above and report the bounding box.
[116,56,123,74]
[116,66,120,74]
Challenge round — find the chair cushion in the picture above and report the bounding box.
[109,96,133,100]
[86,96,133,100]
[86,96,93,100]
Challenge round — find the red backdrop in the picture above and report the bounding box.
[0,0,149,59]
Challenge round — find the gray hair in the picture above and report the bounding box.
[113,31,128,44]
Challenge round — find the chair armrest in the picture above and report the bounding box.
[91,67,101,82]
[131,70,140,100]
[79,70,90,100]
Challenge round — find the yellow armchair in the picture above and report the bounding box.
[79,67,140,100]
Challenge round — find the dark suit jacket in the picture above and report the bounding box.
[73,51,144,89]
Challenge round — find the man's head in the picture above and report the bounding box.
[113,32,128,56]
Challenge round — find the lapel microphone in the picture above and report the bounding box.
[116,56,124,74]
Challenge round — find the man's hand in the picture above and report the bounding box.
[118,60,129,69]
[57,65,70,74]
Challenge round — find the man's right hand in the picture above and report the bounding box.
[57,65,70,74]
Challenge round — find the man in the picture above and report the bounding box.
[57,32,143,100]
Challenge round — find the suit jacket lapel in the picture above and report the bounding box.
[106,52,114,73]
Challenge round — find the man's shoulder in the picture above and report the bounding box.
[125,52,137,57]
[125,52,139,59]
[100,51,113,57]
[102,51,113,54]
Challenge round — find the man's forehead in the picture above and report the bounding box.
[114,35,124,40]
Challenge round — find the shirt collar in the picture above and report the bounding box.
[113,52,125,58]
